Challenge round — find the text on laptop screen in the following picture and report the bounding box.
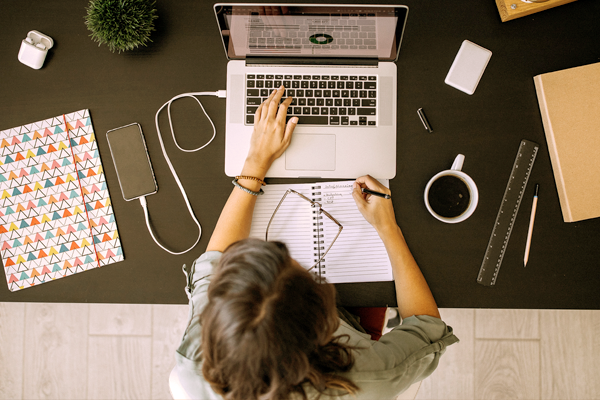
[215,4,408,61]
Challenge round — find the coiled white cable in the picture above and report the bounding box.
[139,90,226,255]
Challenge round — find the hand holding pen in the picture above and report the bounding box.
[352,175,396,234]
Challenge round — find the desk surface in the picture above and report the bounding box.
[2,0,600,308]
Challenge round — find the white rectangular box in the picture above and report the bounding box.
[445,40,492,95]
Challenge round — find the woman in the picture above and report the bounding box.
[174,86,458,399]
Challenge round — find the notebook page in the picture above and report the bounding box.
[316,181,393,283]
[249,183,315,269]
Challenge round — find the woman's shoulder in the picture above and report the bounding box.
[333,315,458,397]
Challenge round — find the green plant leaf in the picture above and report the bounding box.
[84,0,158,53]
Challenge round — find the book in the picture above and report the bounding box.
[0,109,123,291]
[534,62,600,222]
[249,180,393,283]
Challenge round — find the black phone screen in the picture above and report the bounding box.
[107,123,157,201]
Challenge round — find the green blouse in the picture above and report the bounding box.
[175,251,459,399]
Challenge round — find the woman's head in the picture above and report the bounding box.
[201,238,356,400]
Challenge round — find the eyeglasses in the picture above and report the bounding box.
[266,189,343,271]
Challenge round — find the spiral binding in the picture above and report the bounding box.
[311,186,326,276]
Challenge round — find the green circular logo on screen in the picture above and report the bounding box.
[309,33,334,45]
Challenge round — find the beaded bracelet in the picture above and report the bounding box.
[235,175,266,186]
[232,178,264,196]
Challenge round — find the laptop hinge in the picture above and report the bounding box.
[245,57,378,67]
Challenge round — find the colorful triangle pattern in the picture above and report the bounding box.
[0,109,124,292]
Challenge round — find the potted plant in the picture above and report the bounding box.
[85,0,158,53]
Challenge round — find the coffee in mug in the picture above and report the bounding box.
[424,154,478,223]
[427,175,471,218]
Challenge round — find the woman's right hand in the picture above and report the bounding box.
[352,175,398,235]
[353,176,441,320]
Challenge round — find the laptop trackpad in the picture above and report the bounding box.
[285,134,336,171]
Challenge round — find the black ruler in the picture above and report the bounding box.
[477,139,539,286]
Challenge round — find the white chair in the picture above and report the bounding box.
[169,367,191,400]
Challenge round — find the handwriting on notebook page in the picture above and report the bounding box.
[249,181,393,283]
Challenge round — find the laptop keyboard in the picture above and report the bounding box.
[245,74,377,126]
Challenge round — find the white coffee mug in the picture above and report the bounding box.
[424,154,478,223]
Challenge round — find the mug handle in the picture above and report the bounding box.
[451,154,465,171]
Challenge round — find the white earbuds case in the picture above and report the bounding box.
[18,30,54,69]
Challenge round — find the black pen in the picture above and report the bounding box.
[362,188,391,199]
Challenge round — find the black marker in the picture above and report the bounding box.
[362,188,391,199]
[417,108,433,133]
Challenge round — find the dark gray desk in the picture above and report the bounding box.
[1,0,599,308]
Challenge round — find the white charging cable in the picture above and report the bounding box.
[139,90,227,255]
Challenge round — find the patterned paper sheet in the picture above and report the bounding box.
[0,109,123,291]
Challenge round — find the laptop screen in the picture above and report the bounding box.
[214,4,408,61]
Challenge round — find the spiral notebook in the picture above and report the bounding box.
[249,180,393,283]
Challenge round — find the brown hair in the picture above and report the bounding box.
[201,238,358,400]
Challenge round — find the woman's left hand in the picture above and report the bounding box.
[206,86,297,252]
[244,86,298,177]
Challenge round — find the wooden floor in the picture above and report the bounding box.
[1,304,599,400]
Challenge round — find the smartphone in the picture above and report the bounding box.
[106,123,158,201]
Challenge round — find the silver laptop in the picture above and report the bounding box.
[215,4,408,179]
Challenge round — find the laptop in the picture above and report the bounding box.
[214,4,408,179]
